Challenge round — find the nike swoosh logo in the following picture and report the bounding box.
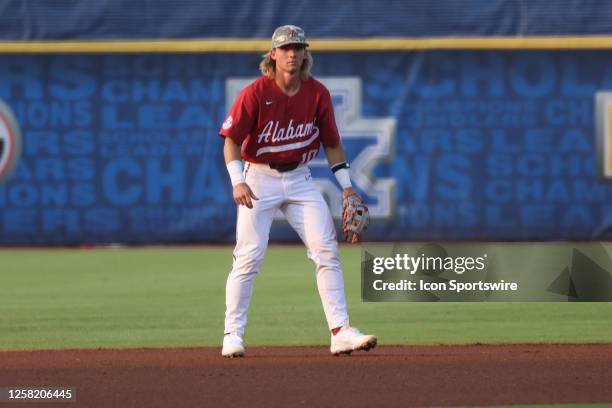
[265,101,273,105]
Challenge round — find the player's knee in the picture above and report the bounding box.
[309,245,341,269]
[233,246,266,273]
[235,254,264,267]
[309,239,338,257]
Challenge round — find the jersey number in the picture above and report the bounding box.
[301,149,318,164]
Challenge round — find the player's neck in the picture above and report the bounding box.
[274,72,302,96]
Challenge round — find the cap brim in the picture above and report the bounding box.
[273,40,309,48]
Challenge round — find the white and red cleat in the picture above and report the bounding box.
[330,326,377,355]
[222,333,245,358]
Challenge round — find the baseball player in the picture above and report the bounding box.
[220,25,375,357]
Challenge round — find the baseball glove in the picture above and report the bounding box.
[342,193,370,243]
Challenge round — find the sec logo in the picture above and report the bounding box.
[0,99,21,184]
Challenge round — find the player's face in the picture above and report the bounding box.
[271,44,306,75]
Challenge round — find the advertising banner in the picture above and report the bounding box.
[1,52,612,244]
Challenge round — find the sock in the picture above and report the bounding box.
[331,327,342,336]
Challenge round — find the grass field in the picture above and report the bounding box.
[1,245,612,350]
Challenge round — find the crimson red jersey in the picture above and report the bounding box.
[219,76,340,164]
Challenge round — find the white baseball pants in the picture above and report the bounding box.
[224,162,350,338]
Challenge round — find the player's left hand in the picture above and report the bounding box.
[341,188,370,243]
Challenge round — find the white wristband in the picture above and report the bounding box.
[334,168,352,189]
[226,160,245,187]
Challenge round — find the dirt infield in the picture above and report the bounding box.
[1,344,611,407]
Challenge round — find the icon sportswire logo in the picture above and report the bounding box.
[225,76,396,219]
[0,99,22,184]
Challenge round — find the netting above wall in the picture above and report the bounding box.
[1,0,612,41]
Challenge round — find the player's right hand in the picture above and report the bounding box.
[233,183,259,209]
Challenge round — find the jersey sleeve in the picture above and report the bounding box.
[219,85,258,145]
[317,87,341,147]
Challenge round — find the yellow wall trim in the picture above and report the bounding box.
[2,36,612,53]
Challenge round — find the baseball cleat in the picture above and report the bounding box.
[222,333,245,358]
[330,326,377,356]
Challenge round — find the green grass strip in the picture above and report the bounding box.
[1,246,611,350]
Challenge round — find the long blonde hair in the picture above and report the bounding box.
[259,50,313,81]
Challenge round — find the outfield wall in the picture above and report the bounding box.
[2,2,612,244]
[1,51,612,244]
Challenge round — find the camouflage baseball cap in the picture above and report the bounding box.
[271,25,309,48]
